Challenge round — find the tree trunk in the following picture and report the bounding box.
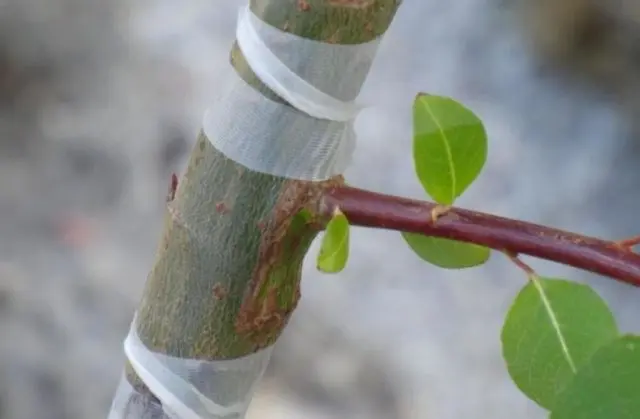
[109,1,401,417]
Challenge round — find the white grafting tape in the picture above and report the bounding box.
[203,5,383,180]
[235,6,360,122]
[107,374,136,419]
[122,317,273,419]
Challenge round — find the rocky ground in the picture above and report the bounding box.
[2,0,640,418]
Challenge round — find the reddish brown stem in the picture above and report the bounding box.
[321,186,640,287]
[616,236,640,250]
[504,251,537,279]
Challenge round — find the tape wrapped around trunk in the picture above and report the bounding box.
[203,6,381,181]
[111,5,386,419]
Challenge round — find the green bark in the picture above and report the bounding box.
[134,139,339,358]
[119,0,401,415]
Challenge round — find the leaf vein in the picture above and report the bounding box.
[532,278,578,373]
[422,101,456,203]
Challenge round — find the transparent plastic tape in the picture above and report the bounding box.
[202,6,383,180]
[108,373,168,419]
[110,316,274,419]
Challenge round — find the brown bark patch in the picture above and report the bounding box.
[215,201,230,214]
[297,0,311,11]
[212,283,228,300]
[235,176,344,347]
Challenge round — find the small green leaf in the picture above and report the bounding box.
[413,94,487,205]
[501,277,619,410]
[551,335,640,419]
[401,232,490,269]
[317,208,350,273]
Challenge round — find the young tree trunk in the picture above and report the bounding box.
[109,1,401,418]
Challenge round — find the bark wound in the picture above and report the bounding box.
[166,173,179,202]
[235,176,344,348]
[213,283,228,300]
[215,201,230,214]
[297,0,311,11]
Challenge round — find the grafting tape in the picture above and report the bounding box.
[235,6,361,122]
[116,316,273,419]
[203,6,382,180]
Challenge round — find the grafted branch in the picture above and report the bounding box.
[321,186,640,287]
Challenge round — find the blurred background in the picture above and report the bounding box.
[2,0,640,418]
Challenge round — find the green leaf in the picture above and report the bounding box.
[401,232,490,269]
[550,335,640,419]
[501,277,619,410]
[317,208,350,273]
[412,93,487,205]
